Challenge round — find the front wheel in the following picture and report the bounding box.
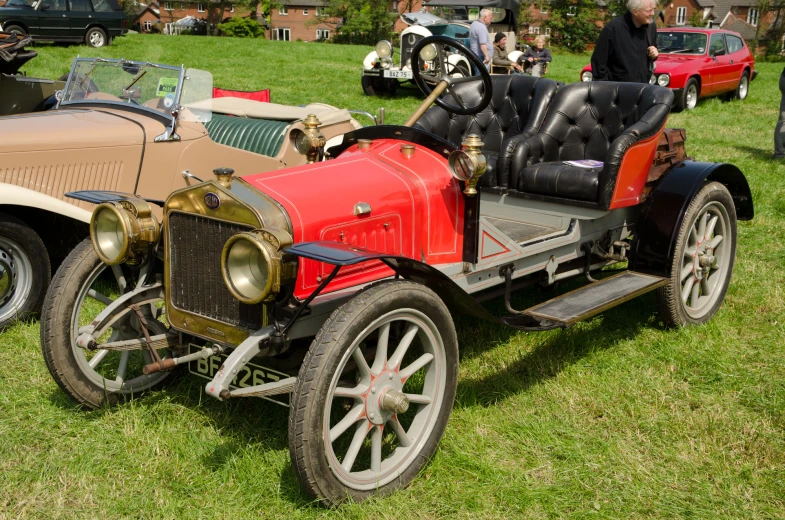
[675,77,699,112]
[0,215,50,330]
[85,27,108,48]
[4,25,27,37]
[289,281,458,505]
[657,182,737,327]
[41,239,174,408]
[361,75,388,96]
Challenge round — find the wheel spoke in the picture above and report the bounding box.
[680,264,694,282]
[389,323,419,370]
[435,45,446,78]
[400,352,434,381]
[341,419,371,472]
[451,75,482,85]
[329,403,364,443]
[371,322,390,375]
[684,245,697,258]
[705,215,719,239]
[405,393,432,405]
[388,416,412,447]
[352,347,371,380]
[446,85,467,109]
[111,265,127,293]
[333,384,368,399]
[697,212,708,240]
[87,289,113,306]
[114,350,129,384]
[710,235,724,249]
[88,349,109,368]
[370,425,382,473]
[681,277,695,304]
[689,226,698,247]
[701,277,712,298]
[690,282,701,308]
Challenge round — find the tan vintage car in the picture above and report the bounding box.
[0,31,64,115]
[0,57,365,329]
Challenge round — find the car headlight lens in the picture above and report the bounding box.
[375,40,393,59]
[379,56,393,69]
[581,71,592,82]
[291,129,311,155]
[222,229,295,304]
[90,199,160,265]
[657,74,670,87]
[448,150,478,181]
[649,74,656,85]
[419,44,438,62]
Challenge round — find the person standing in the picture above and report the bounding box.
[775,66,785,158]
[590,0,659,83]
[522,36,552,77]
[470,9,494,70]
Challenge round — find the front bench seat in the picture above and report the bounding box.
[508,82,674,209]
[414,74,558,188]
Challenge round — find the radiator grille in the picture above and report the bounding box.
[168,212,263,330]
[400,33,424,69]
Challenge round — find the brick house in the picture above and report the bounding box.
[133,0,253,33]
[268,0,337,41]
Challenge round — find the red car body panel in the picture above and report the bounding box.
[243,139,465,299]
[580,28,755,99]
[609,128,664,209]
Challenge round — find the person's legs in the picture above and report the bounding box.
[774,71,785,158]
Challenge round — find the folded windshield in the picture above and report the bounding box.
[59,58,213,122]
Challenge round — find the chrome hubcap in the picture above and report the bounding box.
[739,77,748,98]
[0,237,33,323]
[90,32,104,46]
[687,85,697,109]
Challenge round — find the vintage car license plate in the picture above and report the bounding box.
[187,344,291,404]
[384,70,413,79]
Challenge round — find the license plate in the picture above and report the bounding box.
[187,344,291,404]
[384,70,412,79]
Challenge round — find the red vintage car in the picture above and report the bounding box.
[580,28,756,111]
[41,36,753,505]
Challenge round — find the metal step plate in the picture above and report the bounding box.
[524,271,668,326]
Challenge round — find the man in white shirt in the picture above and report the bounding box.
[469,8,494,70]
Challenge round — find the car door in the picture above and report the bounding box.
[724,33,748,86]
[36,0,71,40]
[706,33,736,94]
[68,0,93,38]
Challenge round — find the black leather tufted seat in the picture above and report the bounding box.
[414,74,558,188]
[508,82,674,209]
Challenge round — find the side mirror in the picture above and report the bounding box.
[711,48,726,57]
[40,3,49,9]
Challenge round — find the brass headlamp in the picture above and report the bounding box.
[290,114,326,164]
[221,227,296,304]
[89,198,160,265]
[447,135,487,196]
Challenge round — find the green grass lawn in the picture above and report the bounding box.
[2,34,784,518]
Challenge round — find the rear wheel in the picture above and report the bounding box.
[0,215,49,330]
[85,27,108,48]
[733,70,749,100]
[41,239,173,408]
[657,182,737,327]
[4,25,26,36]
[289,281,458,505]
[675,77,699,112]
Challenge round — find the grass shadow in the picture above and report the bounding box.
[734,144,781,161]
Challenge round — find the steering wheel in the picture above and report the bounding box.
[410,35,492,117]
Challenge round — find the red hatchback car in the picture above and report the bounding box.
[581,28,756,111]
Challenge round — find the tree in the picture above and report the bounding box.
[310,0,398,44]
[546,0,603,52]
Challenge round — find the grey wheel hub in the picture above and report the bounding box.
[0,237,33,323]
[90,31,105,46]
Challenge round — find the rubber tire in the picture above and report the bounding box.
[4,25,26,36]
[85,27,108,48]
[675,77,699,112]
[288,281,459,505]
[0,215,50,330]
[40,239,172,408]
[657,182,737,327]
[733,70,749,101]
[361,75,387,96]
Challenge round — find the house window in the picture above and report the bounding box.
[391,0,398,11]
[544,27,551,37]
[303,7,308,14]
[676,6,686,25]
[164,1,172,10]
[273,27,290,40]
[316,28,329,39]
[279,6,288,15]
[532,26,540,34]
[315,6,325,16]
[747,7,758,26]
[197,2,204,12]
[229,4,234,12]
[180,2,184,9]
[567,5,576,16]
[144,20,152,31]
[540,2,548,14]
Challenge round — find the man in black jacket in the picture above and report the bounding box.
[590,0,659,83]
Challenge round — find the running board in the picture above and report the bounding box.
[523,271,668,326]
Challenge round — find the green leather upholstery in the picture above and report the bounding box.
[204,114,289,158]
